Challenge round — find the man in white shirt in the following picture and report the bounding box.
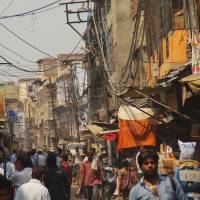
[15,166,51,200]
[0,160,15,179]
[0,151,15,179]
[12,156,31,193]
[0,167,4,175]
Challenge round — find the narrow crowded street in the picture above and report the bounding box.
[0,0,200,200]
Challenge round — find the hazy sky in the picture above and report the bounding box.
[0,0,86,82]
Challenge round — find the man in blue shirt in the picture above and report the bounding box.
[129,150,186,200]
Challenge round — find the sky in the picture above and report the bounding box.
[0,0,86,82]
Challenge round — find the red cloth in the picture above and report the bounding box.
[102,133,116,141]
[61,161,72,186]
[79,160,102,186]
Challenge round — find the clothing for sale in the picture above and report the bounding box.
[15,179,51,200]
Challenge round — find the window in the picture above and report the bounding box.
[172,0,183,10]
[28,86,33,92]
[172,0,185,30]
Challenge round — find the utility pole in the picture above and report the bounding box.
[63,75,70,137]
[8,110,15,153]
[72,69,80,133]
[49,77,58,148]
[8,119,14,153]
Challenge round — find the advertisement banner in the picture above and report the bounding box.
[0,84,5,121]
[192,31,200,74]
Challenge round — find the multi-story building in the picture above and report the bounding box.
[17,78,39,150]
[84,0,200,156]
[35,58,58,149]
[56,53,86,140]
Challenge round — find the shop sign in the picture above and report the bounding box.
[192,31,200,74]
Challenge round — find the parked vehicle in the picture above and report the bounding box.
[186,192,200,200]
[102,167,117,200]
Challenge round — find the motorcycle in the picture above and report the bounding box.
[102,167,117,200]
[186,192,200,200]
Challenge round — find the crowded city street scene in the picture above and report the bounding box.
[0,0,200,199]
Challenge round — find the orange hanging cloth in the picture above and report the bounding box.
[117,106,158,150]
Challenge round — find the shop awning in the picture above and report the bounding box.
[118,105,161,120]
[86,124,104,135]
[78,129,91,135]
[180,73,200,93]
[92,121,118,129]
[158,61,191,86]
[99,129,119,135]
[99,129,119,141]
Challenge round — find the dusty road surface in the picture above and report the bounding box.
[71,184,85,200]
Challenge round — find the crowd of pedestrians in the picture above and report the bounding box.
[0,147,197,200]
[0,148,72,200]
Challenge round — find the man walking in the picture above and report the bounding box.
[129,150,186,200]
[12,156,31,193]
[0,151,15,180]
[61,153,72,200]
[15,166,51,200]
[44,153,67,200]
[80,151,102,200]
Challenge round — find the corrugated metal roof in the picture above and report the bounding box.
[158,61,191,86]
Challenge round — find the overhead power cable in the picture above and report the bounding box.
[0,43,36,63]
[0,23,56,59]
[0,38,82,73]
[0,0,16,16]
[0,0,62,20]
[29,5,62,15]
[0,55,43,73]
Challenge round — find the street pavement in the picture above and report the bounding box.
[71,184,85,200]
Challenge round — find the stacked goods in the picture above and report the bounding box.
[175,161,200,193]
[158,145,176,176]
